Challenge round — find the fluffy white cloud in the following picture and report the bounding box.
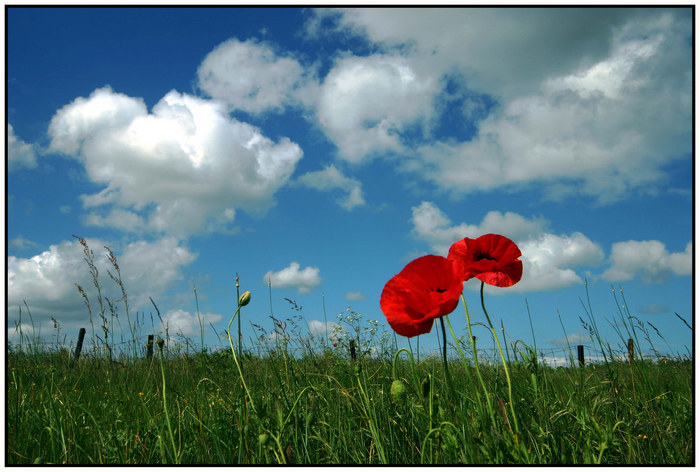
[516,232,605,292]
[197,38,316,113]
[411,201,547,255]
[309,9,691,202]
[410,202,604,292]
[116,238,198,307]
[315,8,683,102]
[8,124,38,171]
[83,208,146,234]
[416,18,690,203]
[160,309,222,337]
[307,320,343,341]
[48,87,146,155]
[602,240,692,283]
[318,54,436,163]
[296,164,365,210]
[552,331,593,347]
[8,235,39,251]
[344,291,368,301]
[48,87,303,237]
[410,203,690,291]
[7,237,197,332]
[263,262,322,294]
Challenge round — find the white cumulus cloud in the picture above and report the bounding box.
[602,240,692,283]
[7,237,197,332]
[160,309,222,337]
[8,124,38,171]
[307,320,343,341]
[197,38,317,114]
[309,9,691,203]
[263,262,322,294]
[411,201,548,255]
[344,291,368,301]
[318,54,436,163]
[8,235,39,252]
[47,86,303,237]
[410,201,604,292]
[516,232,605,292]
[296,164,365,210]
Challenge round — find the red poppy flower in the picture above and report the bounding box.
[380,255,464,338]
[448,234,523,287]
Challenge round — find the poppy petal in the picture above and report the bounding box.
[380,255,463,338]
[448,234,523,287]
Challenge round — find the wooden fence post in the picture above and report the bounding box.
[147,334,154,359]
[627,338,634,364]
[73,328,86,362]
[577,345,585,367]
[349,340,356,361]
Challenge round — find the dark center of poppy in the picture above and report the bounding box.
[474,252,497,262]
[427,287,447,293]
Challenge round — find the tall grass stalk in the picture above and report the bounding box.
[74,236,111,358]
[438,318,454,396]
[353,365,387,464]
[105,246,137,360]
[453,295,494,421]
[194,284,204,355]
[227,291,257,416]
[156,339,179,464]
[235,274,242,359]
[478,282,520,437]
[556,310,575,367]
[580,279,610,366]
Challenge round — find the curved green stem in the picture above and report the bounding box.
[480,281,519,435]
[439,317,454,397]
[281,385,316,431]
[391,347,420,392]
[420,421,459,464]
[228,304,257,415]
[457,296,494,418]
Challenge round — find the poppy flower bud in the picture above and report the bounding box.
[353,364,362,375]
[258,433,270,447]
[238,291,251,307]
[391,379,407,403]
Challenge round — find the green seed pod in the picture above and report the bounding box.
[390,379,407,403]
[258,433,270,447]
[421,377,430,398]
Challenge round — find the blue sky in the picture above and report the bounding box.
[7,7,693,362]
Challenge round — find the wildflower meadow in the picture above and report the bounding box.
[6,235,693,465]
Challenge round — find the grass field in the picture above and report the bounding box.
[7,238,693,465]
[6,318,693,465]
